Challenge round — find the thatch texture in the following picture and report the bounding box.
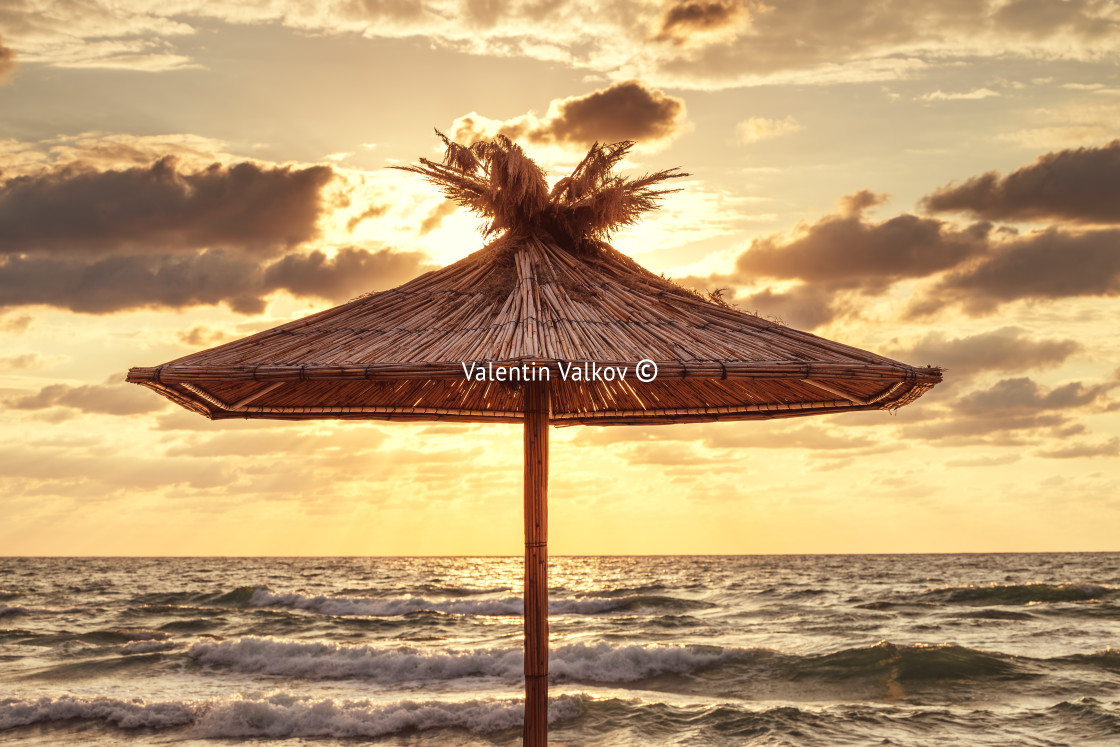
[128,134,940,424]
[127,232,940,425]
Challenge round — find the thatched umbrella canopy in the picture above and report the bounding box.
[128,134,941,746]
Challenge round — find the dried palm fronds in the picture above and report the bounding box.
[394,132,687,253]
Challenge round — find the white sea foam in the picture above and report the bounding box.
[249,587,668,617]
[0,696,195,730]
[121,639,180,654]
[0,694,583,736]
[190,637,524,682]
[189,636,743,684]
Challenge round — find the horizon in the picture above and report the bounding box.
[5,549,1120,558]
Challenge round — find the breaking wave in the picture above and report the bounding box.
[0,693,583,737]
[248,587,711,617]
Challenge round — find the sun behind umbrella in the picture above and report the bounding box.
[128,133,941,746]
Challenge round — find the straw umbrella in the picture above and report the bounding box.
[127,134,941,745]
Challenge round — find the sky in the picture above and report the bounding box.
[1,0,1119,556]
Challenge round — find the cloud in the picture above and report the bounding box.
[701,423,876,451]
[420,201,459,235]
[730,284,847,330]
[922,141,1120,224]
[902,376,1116,441]
[262,247,433,303]
[0,251,273,315]
[653,0,747,46]
[6,0,1120,89]
[0,156,334,257]
[7,375,168,415]
[735,115,803,144]
[1036,437,1120,459]
[451,81,688,149]
[733,195,991,292]
[910,227,1120,317]
[0,35,15,82]
[0,352,62,371]
[0,247,431,314]
[993,0,1117,39]
[919,88,1000,101]
[177,326,238,348]
[884,327,1081,380]
[346,203,389,233]
[0,312,32,334]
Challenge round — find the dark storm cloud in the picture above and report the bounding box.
[0,247,430,314]
[923,141,1120,224]
[909,228,1120,317]
[453,81,687,148]
[734,198,990,292]
[885,327,1081,380]
[0,36,15,82]
[0,156,334,257]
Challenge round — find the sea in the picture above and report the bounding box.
[1,554,1118,745]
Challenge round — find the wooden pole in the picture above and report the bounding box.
[523,380,549,746]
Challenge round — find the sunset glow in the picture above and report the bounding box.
[2,1,1119,555]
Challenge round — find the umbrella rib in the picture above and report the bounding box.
[799,379,869,406]
[229,382,285,410]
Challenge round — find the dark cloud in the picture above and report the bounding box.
[958,377,1109,414]
[0,247,431,314]
[923,141,1120,224]
[885,327,1081,380]
[0,36,15,83]
[453,81,687,148]
[902,376,1115,441]
[734,201,991,292]
[1036,437,1120,459]
[654,0,742,44]
[263,247,432,303]
[0,251,272,314]
[910,227,1120,317]
[538,81,685,144]
[0,156,334,257]
[8,377,168,416]
[731,284,847,330]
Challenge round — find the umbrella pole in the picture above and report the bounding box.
[523,380,549,747]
